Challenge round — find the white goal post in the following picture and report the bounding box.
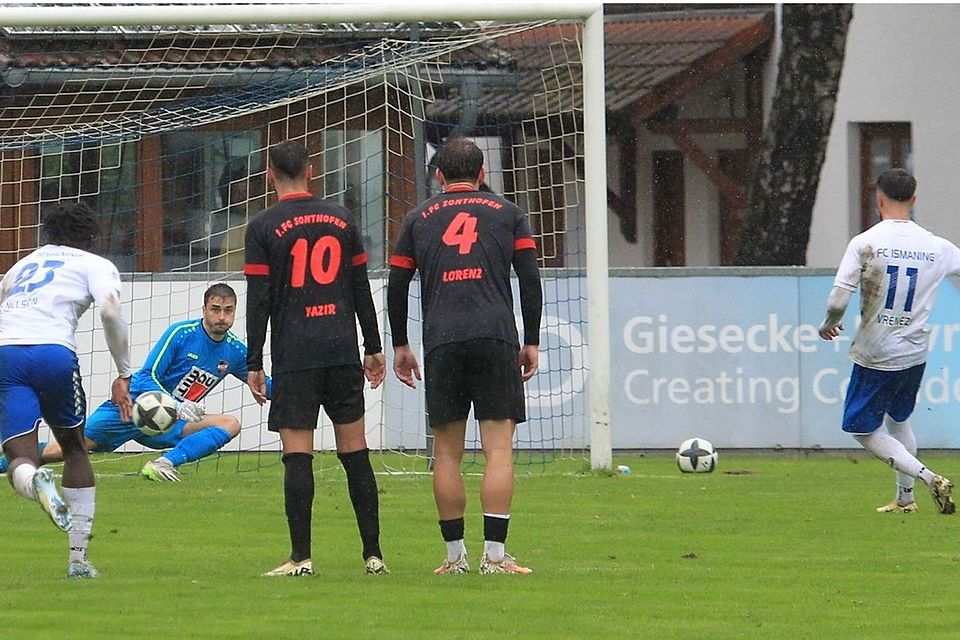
[0,1,612,470]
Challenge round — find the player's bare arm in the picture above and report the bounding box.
[392,345,421,389]
[111,376,132,422]
[519,345,539,381]
[364,352,386,389]
[98,291,133,419]
[818,286,852,340]
[514,236,543,378]
[247,369,268,405]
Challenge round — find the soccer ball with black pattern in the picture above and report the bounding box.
[676,437,717,473]
[132,391,178,436]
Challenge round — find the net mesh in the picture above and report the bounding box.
[0,16,589,473]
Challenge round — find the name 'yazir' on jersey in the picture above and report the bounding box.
[833,219,960,371]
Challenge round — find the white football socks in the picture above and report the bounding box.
[855,429,935,485]
[885,416,918,498]
[63,487,95,563]
[483,541,506,563]
[445,539,467,563]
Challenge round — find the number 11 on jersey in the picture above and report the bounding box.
[885,264,918,312]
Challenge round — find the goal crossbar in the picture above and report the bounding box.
[0,3,601,26]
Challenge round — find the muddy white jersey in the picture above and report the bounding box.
[833,219,960,370]
[0,244,121,352]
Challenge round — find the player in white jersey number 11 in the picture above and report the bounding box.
[819,168,956,515]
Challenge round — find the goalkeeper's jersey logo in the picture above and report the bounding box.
[174,366,220,402]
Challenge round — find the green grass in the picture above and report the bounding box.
[2,451,959,639]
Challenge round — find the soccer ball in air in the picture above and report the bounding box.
[676,437,717,473]
[132,391,179,436]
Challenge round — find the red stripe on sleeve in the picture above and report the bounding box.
[243,263,270,276]
[389,255,416,270]
[514,238,537,251]
[352,252,368,267]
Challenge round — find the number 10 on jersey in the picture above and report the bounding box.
[289,237,342,287]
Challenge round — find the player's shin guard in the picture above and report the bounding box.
[337,448,382,560]
[163,427,232,466]
[439,517,467,563]
[63,486,95,563]
[483,513,511,562]
[9,461,38,500]
[282,452,314,563]
[885,416,918,490]
[854,430,932,483]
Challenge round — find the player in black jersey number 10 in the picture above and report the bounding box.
[244,141,388,576]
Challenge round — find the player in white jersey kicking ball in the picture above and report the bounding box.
[0,202,132,578]
[819,168,956,515]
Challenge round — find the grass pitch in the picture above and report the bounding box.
[1,451,958,639]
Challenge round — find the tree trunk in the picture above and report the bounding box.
[737,4,853,266]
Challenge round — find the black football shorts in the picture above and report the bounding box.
[268,364,365,430]
[424,338,525,426]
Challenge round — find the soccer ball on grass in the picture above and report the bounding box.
[676,437,717,473]
[132,391,179,436]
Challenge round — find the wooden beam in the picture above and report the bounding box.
[136,136,164,272]
[551,137,629,228]
[668,125,747,208]
[386,85,418,252]
[647,117,750,135]
[0,151,39,272]
[1,153,21,272]
[18,152,38,261]
[623,15,773,124]
[743,50,766,153]
[616,122,638,243]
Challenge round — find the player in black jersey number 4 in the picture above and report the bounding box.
[388,137,543,575]
[244,141,388,577]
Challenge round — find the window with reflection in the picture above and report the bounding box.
[40,141,139,271]
[321,130,385,269]
[161,130,265,272]
[860,122,912,231]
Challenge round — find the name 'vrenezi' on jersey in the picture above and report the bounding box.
[876,312,913,326]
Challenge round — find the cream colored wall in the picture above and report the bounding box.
[805,4,960,266]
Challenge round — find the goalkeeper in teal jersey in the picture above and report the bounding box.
[1,283,269,482]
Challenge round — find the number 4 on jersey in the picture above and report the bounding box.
[442,212,479,255]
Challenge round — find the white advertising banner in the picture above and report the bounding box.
[610,272,960,449]
[62,270,960,451]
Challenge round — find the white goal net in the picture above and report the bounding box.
[0,5,599,472]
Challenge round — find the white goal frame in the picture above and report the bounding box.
[0,1,612,470]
